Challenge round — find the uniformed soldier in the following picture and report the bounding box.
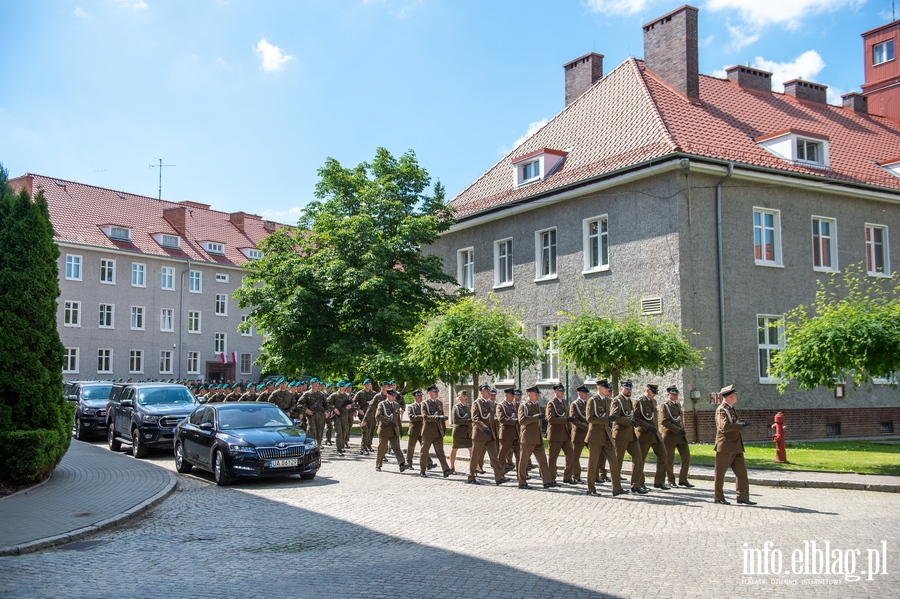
[660,385,694,487]
[546,384,577,484]
[223,383,243,403]
[323,382,335,445]
[256,381,274,404]
[634,383,669,490]
[298,378,329,446]
[269,380,295,417]
[420,385,452,478]
[496,388,520,475]
[339,381,355,450]
[569,385,590,484]
[405,390,431,469]
[611,379,647,494]
[374,390,407,472]
[239,383,258,402]
[468,385,509,485]
[195,385,208,403]
[326,381,347,456]
[472,384,495,473]
[353,379,377,453]
[714,385,755,505]
[586,378,625,496]
[517,386,554,489]
[449,390,472,473]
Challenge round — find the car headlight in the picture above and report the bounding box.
[228,444,257,455]
[82,409,94,417]
[304,439,318,448]
[143,415,161,424]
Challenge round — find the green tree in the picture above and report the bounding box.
[555,296,705,389]
[407,296,541,390]
[235,148,456,377]
[0,165,73,484]
[771,263,900,393]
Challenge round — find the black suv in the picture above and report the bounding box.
[107,383,198,458]
[64,381,114,440]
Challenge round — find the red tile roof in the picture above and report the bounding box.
[450,58,900,219]
[9,174,287,266]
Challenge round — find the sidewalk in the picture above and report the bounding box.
[0,440,175,556]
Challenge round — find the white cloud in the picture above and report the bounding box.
[706,0,863,29]
[725,23,759,51]
[513,118,550,150]
[73,7,90,18]
[752,50,826,92]
[255,39,293,72]
[261,206,302,222]
[112,0,148,10]
[584,0,652,16]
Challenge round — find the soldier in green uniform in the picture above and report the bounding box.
[239,383,258,402]
[339,381,355,450]
[660,384,693,487]
[634,383,669,490]
[364,381,391,454]
[326,381,348,456]
[713,385,755,505]
[353,379,377,454]
[256,381,274,404]
[223,383,243,403]
[298,378,328,446]
[611,379,647,494]
[323,382,335,445]
[268,379,295,418]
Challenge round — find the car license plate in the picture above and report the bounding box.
[268,459,298,468]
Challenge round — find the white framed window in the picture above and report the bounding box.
[457,248,474,291]
[100,259,115,284]
[795,138,824,165]
[160,234,180,249]
[159,350,173,374]
[240,315,252,336]
[65,255,82,280]
[583,215,609,273]
[758,315,785,384]
[189,270,202,293]
[205,242,225,255]
[215,273,229,283]
[812,216,838,272]
[865,224,890,276]
[187,351,200,375]
[129,350,144,374]
[538,324,559,382]
[130,306,145,330]
[99,304,114,328]
[63,347,79,373]
[874,40,895,65]
[215,294,228,316]
[535,228,557,280]
[161,266,175,290]
[494,238,513,288]
[756,131,829,168]
[108,226,131,241]
[753,208,782,267]
[244,249,262,260]
[240,353,252,375]
[188,310,201,334]
[160,308,174,332]
[97,349,112,374]
[131,263,145,287]
[521,160,540,183]
[63,301,81,327]
[214,333,226,354]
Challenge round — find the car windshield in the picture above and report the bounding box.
[82,385,112,400]
[218,405,293,430]
[137,387,196,406]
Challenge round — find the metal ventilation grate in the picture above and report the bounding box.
[641,297,662,315]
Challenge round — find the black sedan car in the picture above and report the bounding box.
[174,402,320,486]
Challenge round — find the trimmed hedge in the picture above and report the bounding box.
[0,420,72,483]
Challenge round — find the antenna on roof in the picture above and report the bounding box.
[149,158,176,201]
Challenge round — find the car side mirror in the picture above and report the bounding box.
[121,399,133,407]
[199,422,214,431]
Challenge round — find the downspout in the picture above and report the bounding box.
[178,258,191,379]
[716,163,734,388]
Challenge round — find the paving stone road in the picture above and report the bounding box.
[1,442,898,599]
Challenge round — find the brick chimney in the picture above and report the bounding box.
[784,79,827,104]
[230,211,246,231]
[163,206,187,235]
[841,92,868,114]
[564,52,604,106]
[263,220,277,232]
[725,65,772,92]
[643,5,700,99]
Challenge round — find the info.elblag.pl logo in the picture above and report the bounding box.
[742,541,889,582]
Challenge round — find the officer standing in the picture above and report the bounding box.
[660,385,693,487]
[496,388,520,475]
[634,383,669,490]
[420,385,452,478]
[585,378,624,496]
[611,379,647,494]
[449,390,472,474]
[472,384,495,474]
[517,386,554,489]
[569,385,590,484]
[352,379,377,454]
[468,385,508,485]
[545,384,577,485]
[714,385,755,505]
[374,391,407,472]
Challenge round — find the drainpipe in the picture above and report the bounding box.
[716,163,734,388]
[178,259,191,379]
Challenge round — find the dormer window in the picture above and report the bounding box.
[755,130,829,169]
[204,241,225,255]
[511,148,568,189]
[878,158,900,178]
[240,248,262,260]
[161,234,180,248]
[100,225,132,241]
[522,160,541,182]
[874,40,895,65]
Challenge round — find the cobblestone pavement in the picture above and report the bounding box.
[1,443,898,599]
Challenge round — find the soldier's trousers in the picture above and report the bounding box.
[613,433,644,489]
[497,437,518,472]
[375,434,404,469]
[636,433,668,487]
[406,434,433,467]
[586,441,621,493]
[547,439,575,482]
[325,418,334,443]
[307,412,326,446]
[571,433,587,480]
[517,443,552,486]
[361,417,375,449]
[469,439,504,482]
[330,418,343,451]
[714,451,749,501]
[420,434,449,474]
[340,414,353,448]
[664,436,691,484]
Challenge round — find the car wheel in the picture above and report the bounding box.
[174,442,193,473]
[300,472,316,480]
[108,424,121,451]
[132,428,149,459]
[213,449,231,486]
[74,419,84,441]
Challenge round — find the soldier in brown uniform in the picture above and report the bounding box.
[517,386,555,489]
[405,390,431,469]
[713,385,755,504]
[585,378,625,496]
[374,390,407,472]
[472,384,495,473]
[468,385,509,485]
[352,379,377,454]
[546,384,577,484]
[569,385,590,484]
[496,388,520,475]
[421,385,452,478]
[634,383,670,490]
[611,379,647,494]
[449,390,472,473]
[660,385,693,487]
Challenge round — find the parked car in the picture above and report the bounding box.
[174,402,321,486]
[107,383,197,458]
[65,381,114,440]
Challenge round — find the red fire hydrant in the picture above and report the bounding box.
[771,412,787,463]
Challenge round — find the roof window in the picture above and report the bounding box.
[240,248,262,260]
[878,158,900,178]
[874,40,895,65]
[511,148,568,189]
[204,241,226,256]
[755,130,829,169]
[100,225,132,241]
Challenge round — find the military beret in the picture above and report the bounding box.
[525,386,540,394]
[575,385,589,393]
[666,385,680,395]
[308,377,319,384]
[413,390,423,396]
[427,385,439,393]
[381,380,391,387]
[552,384,565,392]
[620,379,633,389]
[479,383,492,391]
[720,384,737,396]
[337,380,346,387]
[504,388,516,395]
[267,381,275,386]
[363,378,373,384]
[388,380,396,385]
[276,377,285,384]
[646,383,659,393]
[325,383,333,389]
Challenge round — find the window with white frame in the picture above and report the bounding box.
[758,315,784,383]
[240,314,252,336]
[874,40,895,65]
[457,248,474,291]
[129,350,144,374]
[756,131,829,168]
[64,301,81,327]
[187,351,200,375]
[65,255,82,280]
[215,294,227,316]
[108,226,131,241]
[812,216,838,271]
[583,216,609,273]
[215,273,229,283]
[99,304,114,328]
[205,242,225,255]
[100,259,115,284]
[494,239,513,287]
[865,224,889,276]
[795,138,824,165]
[131,263,145,287]
[160,308,174,332]
[245,249,262,260]
[188,310,201,333]
[161,266,174,290]
[240,353,252,375]
[521,160,541,183]
[753,208,782,266]
[214,333,226,354]
[535,228,557,280]
[189,270,202,293]
[159,350,173,374]
[63,347,79,373]
[97,349,112,374]
[538,324,559,381]
[130,306,145,330]
[160,234,180,249]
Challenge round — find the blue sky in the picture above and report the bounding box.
[1,0,895,222]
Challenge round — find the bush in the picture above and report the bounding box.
[0,420,73,483]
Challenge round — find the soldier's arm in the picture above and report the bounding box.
[570,403,589,431]
[661,409,680,434]
[716,409,742,433]
[408,405,425,422]
[547,403,568,425]
[518,404,540,425]
[375,403,391,424]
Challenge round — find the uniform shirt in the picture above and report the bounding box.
[470,397,496,442]
[421,398,446,438]
[634,394,662,442]
[407,401,425,437]
[518,400,544,445]
[585,394,614,446]
[714,402,744,454]
[496,400,519,439]
[545,397,570,442]
[352,389,377,415]
[269,390,294,413]
[375,399,401,437]
[610,393,636,440]
[299,390,327,414]
[660,400,685,439]
[569,397,589,439]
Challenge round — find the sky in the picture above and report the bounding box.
[1,0,896,224]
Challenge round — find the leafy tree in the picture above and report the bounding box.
[555,295,705,389]
[235,148,456,377]
[407,296,541,390]
[771,263,900,393]
[0,165,73,484]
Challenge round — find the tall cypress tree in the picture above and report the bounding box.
[0,165,71,484]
